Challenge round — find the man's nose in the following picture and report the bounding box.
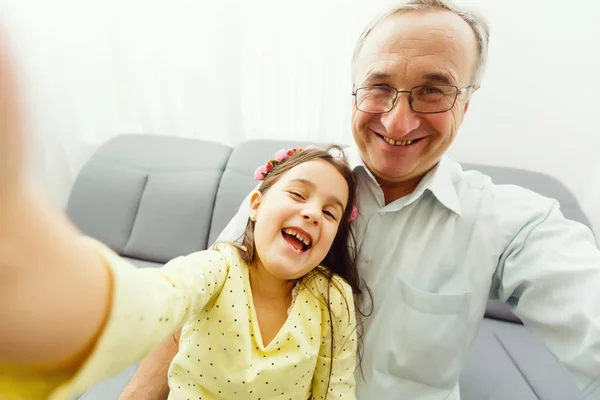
[380,93,421,136]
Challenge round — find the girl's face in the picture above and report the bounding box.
[250,159,349,281]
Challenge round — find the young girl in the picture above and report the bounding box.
[0,42,364,399]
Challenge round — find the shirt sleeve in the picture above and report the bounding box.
[311,276,358,400]
[494,187,600,398]
[49,237,230,400]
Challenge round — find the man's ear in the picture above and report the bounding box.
[249,191,262,221]
[463,85,480,114]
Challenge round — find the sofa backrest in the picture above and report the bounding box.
[209,140,592,241]
[461,163,590,227]
[66,135,594,322]
[66,134,231,265]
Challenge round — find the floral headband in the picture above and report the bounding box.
[253,148,300,181]
[253,147,359,222]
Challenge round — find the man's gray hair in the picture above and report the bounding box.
[351,0,490,86]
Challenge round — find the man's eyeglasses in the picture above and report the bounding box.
[352,84,474,114]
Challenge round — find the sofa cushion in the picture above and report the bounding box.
[124,257,162,269]
[66,134,232,263]
[459,320,538,399]
[461,163,591,227]
[460,319,585,400]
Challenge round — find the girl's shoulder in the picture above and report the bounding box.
[213,242,243,260]
[300,268,354,310]
[212,242,249,269]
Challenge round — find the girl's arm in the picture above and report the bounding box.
[2,222,229,399]
[311,278,358,400]
[0,37,230,400]
[0,34,113,370]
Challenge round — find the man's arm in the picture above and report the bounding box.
[118,329,181,400]
[494,189,600,398]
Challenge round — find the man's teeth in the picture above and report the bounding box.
[383,136,413,146]
[283,228,312,247]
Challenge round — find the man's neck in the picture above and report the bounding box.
[378,174,423,205]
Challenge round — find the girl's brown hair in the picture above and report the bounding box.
[234,145,371,396]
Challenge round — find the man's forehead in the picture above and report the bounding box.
[355,9,477,84]
[361,60,460,87]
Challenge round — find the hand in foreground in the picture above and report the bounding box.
[0,33,25,200]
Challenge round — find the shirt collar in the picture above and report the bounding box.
[345,145,462,215]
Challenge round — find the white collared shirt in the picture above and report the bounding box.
[216,146,600,399]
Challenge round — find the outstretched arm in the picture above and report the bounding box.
[0,34,229,400]
[0,32,112,371]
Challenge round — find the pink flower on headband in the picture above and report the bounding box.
[254,147,301,181]
[274,149,289,162]
[253,164,268,180]
[349,205,358,222]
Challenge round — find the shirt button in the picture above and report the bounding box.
[364,255,371,263]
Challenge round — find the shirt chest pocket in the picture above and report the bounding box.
[382,277,473,389]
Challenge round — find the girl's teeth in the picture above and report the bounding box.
[283,228,311,247]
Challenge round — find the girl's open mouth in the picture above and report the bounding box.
[282,228,312,253]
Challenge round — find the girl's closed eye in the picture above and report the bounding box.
[323,209,337,221]
[289,191,305,200]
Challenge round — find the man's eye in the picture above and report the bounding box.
[419,85,443,95]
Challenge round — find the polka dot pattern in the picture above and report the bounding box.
[169,245,358,399]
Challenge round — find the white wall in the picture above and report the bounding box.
[448,0,600,240]
[1,0,599,240]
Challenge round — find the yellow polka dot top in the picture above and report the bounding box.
[0,239,357,400]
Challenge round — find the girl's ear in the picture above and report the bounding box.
[249,191,262,221]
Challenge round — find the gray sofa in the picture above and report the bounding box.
[67,134,591,400]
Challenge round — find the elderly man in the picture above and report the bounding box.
[120,1,600,399]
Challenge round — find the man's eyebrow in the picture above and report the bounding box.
[421,72,455,85]
[288,179,345,211]
[361,71,456,86]
[362,71,393,85]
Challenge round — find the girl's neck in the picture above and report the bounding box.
[248,260,296,302]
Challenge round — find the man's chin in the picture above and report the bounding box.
[370,161,429,191]
[367,157,414,181]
